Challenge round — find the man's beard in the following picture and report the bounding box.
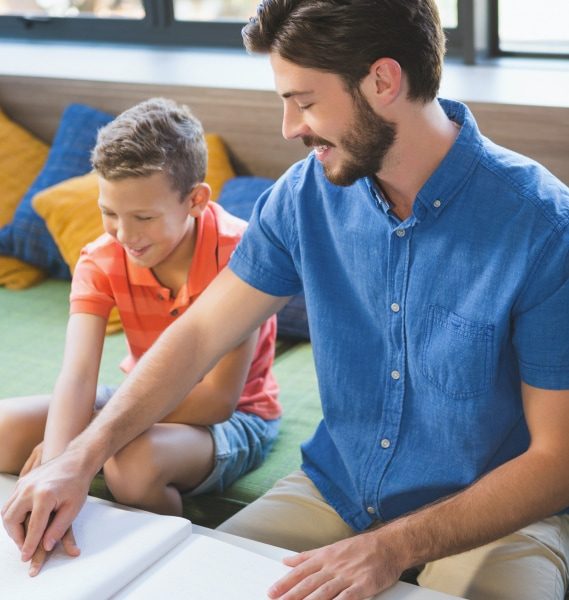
[303,90,397,187]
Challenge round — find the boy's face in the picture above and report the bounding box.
[271,52,397,186]
[98,171,193,269]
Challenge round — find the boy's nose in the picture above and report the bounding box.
[116,222,136,246]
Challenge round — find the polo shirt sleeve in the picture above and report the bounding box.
[229,165,303,297]
[513,224,569,389]
[69,250,116,319]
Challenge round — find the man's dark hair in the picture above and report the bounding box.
[243,0,445,102]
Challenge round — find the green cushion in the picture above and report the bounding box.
[0,280,322,528]
[0,280,126,398]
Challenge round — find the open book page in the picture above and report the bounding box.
[0,475,191,600]
[113,532,292,599]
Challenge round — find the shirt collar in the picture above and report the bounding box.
[364,99,483,223]
[414,98,483,220]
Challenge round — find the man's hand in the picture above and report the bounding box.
[268,530,403,600]
[1,450,92,565]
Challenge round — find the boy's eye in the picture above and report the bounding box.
[298,103,314,112]
[136,216,154,221]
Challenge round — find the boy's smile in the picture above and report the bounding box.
[98,171,196,273]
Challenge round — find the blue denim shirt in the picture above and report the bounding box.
[230,99,569,531]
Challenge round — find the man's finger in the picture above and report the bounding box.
[2,490,30,551]
[21,493,57,561]
[43,503,82,553]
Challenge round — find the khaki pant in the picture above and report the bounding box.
[218,470,569,600]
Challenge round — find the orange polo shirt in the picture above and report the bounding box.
[69,202,280,420]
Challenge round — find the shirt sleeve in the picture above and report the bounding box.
[513,223,569,389]
[229,164,304,297]
[70,249,116,319]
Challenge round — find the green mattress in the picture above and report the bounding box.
[0,280,322,527]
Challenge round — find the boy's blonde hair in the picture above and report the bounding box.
[92,97,207,198]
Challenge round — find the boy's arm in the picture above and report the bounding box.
[41,313,107,463]
[2,269,290,561]
[161,329,260,425]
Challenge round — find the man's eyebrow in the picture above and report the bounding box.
[281,90,314,99]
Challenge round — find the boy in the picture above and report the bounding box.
[0,98,280,573]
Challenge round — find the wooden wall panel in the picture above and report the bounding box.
[0,76,306,180]
[0,76,567,184]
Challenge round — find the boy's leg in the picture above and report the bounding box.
[103,422,215,515]
[103,411,279,516]
[0,395,50,473]
[218,470,355,552]
[417,515,569,600]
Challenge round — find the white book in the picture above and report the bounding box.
[0,475,460,599]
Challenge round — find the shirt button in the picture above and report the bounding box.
[395,229,406,238]
[391,370,401,380]
[433,199,442,208]
[171,309,179,316]
[390,303,400,313]
[380,438,391,449]
[157,294,163,300]
[367,506,376,514]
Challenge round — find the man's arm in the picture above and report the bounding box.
[269,383,569,600]
[1,268,289,562]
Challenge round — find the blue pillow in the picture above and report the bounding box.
[218,176,310,341]
[0,104,114,279]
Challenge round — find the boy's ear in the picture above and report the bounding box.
[186,183,211,217]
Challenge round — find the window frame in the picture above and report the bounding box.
[0,0,566,62]
[488,0,569,60]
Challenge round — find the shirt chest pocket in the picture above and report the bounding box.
[421,305,495,398]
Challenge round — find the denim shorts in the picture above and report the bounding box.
[95,385,281,495]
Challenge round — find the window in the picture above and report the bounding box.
[0,0,566,63]
[496,0,569,57]
[0,0,145,19]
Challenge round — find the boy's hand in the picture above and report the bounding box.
[28,525,80,577]
[20,442,44,477]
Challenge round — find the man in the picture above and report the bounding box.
[3,1,569,599]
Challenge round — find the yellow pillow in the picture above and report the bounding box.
[205,133,236,200]
[33,133,235,333]
[0,109,49,289]
[31,171,121,334]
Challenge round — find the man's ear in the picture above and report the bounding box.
[362,58,402,106]
[186,183,211,217]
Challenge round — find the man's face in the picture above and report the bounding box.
[271,52,397,186]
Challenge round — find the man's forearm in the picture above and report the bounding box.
[69,322,215,469]
[381,449,569,570]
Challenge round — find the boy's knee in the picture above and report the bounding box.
[0,406,29,472]
[103,435,160,504]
